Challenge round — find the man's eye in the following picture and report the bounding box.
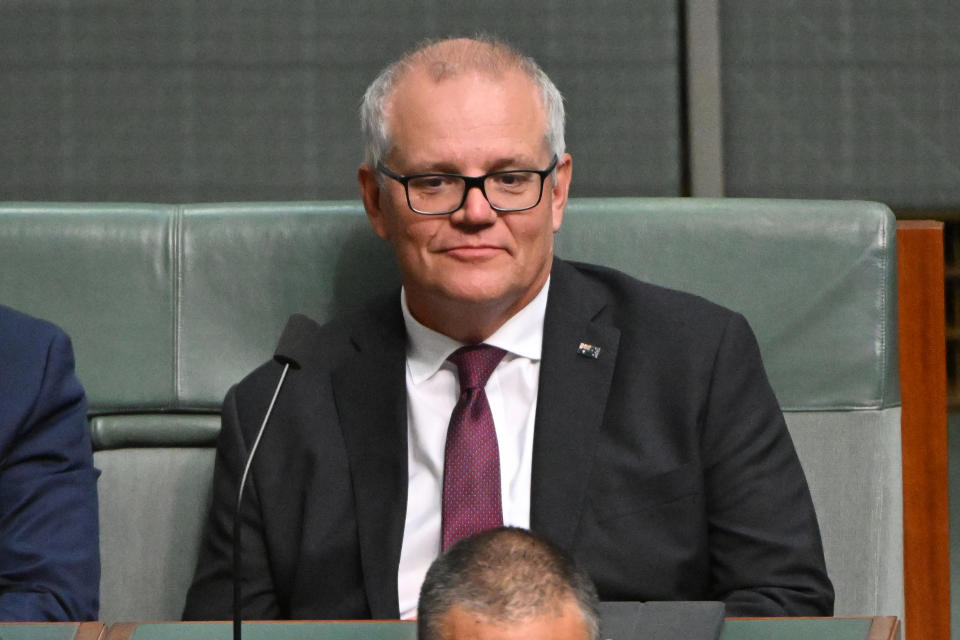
[492,172,533,189]
[410,176,454,191]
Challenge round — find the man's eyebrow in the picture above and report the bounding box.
[419,161,463,175]
[410,157,536,175]
[487,157,534,172]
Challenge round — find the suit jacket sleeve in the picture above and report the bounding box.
[183,381,282,620]
[184,301,405,621]
[0,319,100,621]
[699,312,832,614]
[535,261,832,615]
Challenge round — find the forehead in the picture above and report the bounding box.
[439,602,590,640]
[384,67,548,167]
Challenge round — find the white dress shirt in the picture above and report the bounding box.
[396,278,550,619]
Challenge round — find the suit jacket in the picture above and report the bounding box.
[0,305,100,621]
[183,258,833,620]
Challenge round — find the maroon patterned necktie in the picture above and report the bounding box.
[441,344,507,551]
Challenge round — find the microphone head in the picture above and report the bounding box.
[273,313,320,369]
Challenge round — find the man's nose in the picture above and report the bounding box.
[452,184,498,226]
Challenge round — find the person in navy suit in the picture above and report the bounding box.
[0,304,99,621]
[185,36,832,620]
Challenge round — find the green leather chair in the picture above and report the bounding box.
[0,199,901,625]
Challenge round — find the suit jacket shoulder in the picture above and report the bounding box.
[555,258,736,334]
[185,292,409,621]
[233,292,403,396]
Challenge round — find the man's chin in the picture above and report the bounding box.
[439,284,513,307]
[426,262,512,300]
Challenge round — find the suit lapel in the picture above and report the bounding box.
[531,259,620,549]
[331,296,407,619]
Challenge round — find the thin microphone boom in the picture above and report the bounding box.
[232,363,290,640]
[232,314,315,640]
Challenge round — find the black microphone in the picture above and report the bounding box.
[272,313,321,369]
[233,314,318,640]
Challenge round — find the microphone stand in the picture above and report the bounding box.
[233,362,291,640]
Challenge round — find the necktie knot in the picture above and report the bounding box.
[448,344,507,390]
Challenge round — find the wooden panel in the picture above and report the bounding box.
[76,622,107,640]
[867,616,901,640]
[897,220,949,640]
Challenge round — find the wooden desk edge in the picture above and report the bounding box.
[103,622,132,640]
[867,616,900,640]
[76,622,107,640]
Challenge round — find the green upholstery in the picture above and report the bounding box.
[0,204,176,412]
[175,203,398,409]
[560,199,899,410]
[0,198,901,624]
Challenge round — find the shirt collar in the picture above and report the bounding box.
[402,277,550,385]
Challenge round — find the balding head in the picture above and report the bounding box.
[417,527,600,640]
[360,36,565,169]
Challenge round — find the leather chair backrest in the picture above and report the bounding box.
[0,198,900,623]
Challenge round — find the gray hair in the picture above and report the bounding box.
[360,36,565,168]
[417,527,600,640]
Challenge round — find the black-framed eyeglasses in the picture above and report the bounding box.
[376,155,559,216]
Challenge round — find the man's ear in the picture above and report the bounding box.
[550,153,573,233]
[358,164,389,239]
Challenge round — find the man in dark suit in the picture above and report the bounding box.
[0,305,100,621]
[184,36,832,620]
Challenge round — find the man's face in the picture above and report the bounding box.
[359,67,572,338]
[438,601,592,640]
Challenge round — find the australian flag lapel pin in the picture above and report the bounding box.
[577,342,601,359]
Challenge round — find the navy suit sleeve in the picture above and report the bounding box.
[0,318,100,621]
